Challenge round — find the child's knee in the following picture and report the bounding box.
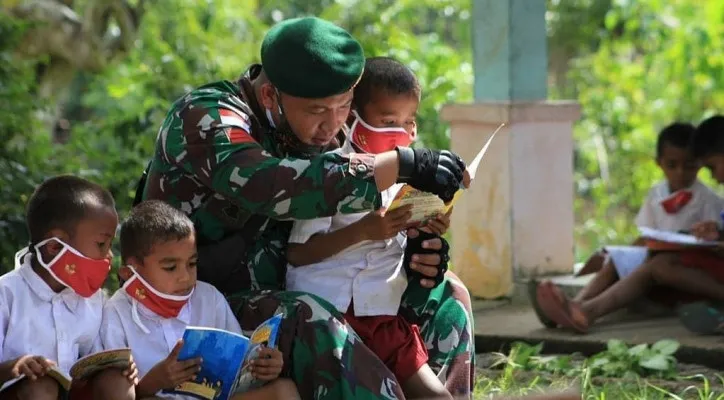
[647,253,681,284]
[268,378,300,400]
[89,368,135,400]
[11,376,59,400]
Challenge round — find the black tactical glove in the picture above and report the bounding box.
[395,147,466,203]
[403,230,450,287]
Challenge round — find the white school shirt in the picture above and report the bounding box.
[286,146,408,317]
[100,281,241,399]
[0,251,104,377]
[634,180,724,231]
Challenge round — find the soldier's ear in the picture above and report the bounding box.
[259,83,276,110]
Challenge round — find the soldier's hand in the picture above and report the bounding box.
[395,147,468,203]
[359,205,412,241]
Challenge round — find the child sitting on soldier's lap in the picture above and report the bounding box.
[100,200,297,400]
[286,57,453,400]
[534,117,724,334]
[0,175,138,400]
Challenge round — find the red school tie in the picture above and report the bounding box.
[660,190,693,214]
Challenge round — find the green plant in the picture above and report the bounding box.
[588,339,680,379]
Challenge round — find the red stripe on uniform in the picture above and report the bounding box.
[228,127,255,144]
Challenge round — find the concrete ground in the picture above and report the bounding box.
[472,274,724,369]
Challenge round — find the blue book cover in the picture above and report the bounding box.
[164,314,282,400]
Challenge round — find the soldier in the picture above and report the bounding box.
[136,17,470,399]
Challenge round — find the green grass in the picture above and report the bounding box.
[473,367,724,399]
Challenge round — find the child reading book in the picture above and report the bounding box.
[0,175,137,399]
[286,57,453,400]
[100,200,297,399]
[534,117,724,334]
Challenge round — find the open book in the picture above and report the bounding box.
[639,227,721,251]
[165,314,282,400]
[387,123,504,225]
[0,348,132,392]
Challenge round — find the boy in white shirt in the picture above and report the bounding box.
[533,122,724,333]
[0,175,137,400]
[286,57,453,400]
[101,200,297,400]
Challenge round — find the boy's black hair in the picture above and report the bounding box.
[353,56,421,109]
[656,122,696,159]
[691,115,724,159]
[26,175,115,246]
[120,200,195,263]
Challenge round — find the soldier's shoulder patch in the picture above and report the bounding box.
[219,108,254,144]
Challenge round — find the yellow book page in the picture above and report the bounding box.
[69,348,132,382]
[387,186,461,225]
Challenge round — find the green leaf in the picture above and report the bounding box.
[627,343,649,356]
[639,354,671,371]
[606,339,628,356]
[652,339,680,356]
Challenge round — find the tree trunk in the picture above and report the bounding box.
[5,0,145,141]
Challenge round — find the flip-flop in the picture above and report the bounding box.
[677,302,724,335]
[529,279,558,328]
[536,281,589,334]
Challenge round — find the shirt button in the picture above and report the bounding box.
[356,164,368,173]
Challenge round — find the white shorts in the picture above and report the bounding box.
[603,245,649,279]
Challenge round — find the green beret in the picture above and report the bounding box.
[261,17,364,99]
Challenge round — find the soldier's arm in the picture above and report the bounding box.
[167,104,394,220]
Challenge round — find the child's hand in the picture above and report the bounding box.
[419,208,452,236]
[11,355,55,380]
[250,346,283,381]
[359,205,412,241]
[139,339,201,395]
[691,220,720,241]
[122,355,139,385]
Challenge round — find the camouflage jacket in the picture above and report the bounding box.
[141,64,381,291]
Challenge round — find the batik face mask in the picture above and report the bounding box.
[349,110,415,154]
[122,265,194,319]
[33,238,110,298]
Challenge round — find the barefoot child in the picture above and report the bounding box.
[535,117,724,334]
[286,57,453,400]
[0,175,137,399]
[100,200,297,399]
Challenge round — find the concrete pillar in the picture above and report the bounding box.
[445,0,581,298]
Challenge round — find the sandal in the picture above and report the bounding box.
[529,279,558,328]
[536,281,589,334]
[677,301,724,335]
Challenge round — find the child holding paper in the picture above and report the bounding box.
[100,200,297,399]
[533,121,724,333]
[0,175,137,400]
[286,57,453,399]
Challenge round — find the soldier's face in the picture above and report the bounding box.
[123,234,198,296]
[261,84,353,146]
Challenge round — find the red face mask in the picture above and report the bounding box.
[33,238,110,298]
[660,190,693,214]
[349,110,415,154]
[123,266,194,319]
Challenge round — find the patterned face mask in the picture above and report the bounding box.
[349,110,415,154]
[271,88,327,158]
[32,238,110,298]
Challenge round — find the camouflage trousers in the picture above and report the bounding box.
[226,271,475,400]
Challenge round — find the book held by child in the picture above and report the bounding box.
[387,123,503,224]
[164,314,282,400]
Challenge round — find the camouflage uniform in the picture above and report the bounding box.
[141,65,474,399]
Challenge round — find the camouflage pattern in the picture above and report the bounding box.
[400,271,475,396]
[141,65,474,399]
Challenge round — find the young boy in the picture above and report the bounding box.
[0,175,137,400]
[534,117,724,333]
[286,57,453,400]
[100,200,297,399]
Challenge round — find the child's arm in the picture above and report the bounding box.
[287,205,412,267]
[136,339,202,397]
